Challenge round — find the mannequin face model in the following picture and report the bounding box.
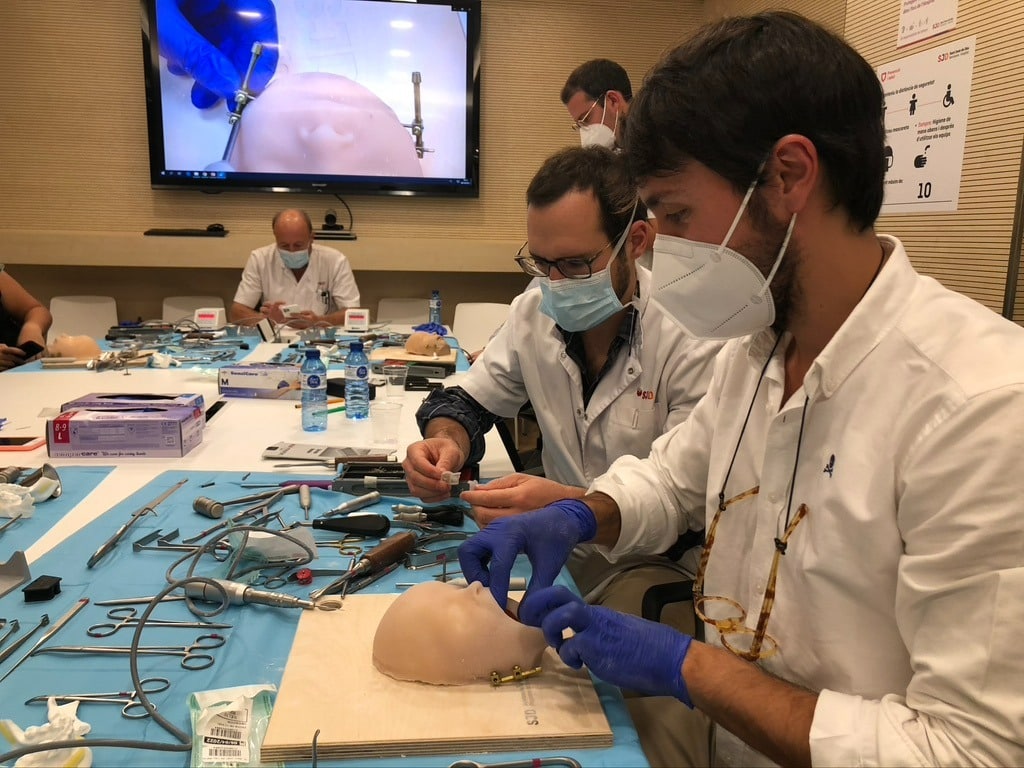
[373,581,548,685]
[46,334,101,360]
[231,72,424,178]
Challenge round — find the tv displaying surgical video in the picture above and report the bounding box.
[143,0,480,196]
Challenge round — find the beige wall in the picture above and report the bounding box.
[4,1,1023,320]
[0,0,702,321]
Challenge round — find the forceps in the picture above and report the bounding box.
[37,633,226,670]
[86,607,232,638]
[25,676,171,719]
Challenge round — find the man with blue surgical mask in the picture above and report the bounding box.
[230,208,360,328]
[404,145,723,624]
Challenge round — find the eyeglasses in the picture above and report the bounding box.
[693,334,810,661]
[693,486,808,661]
[514,240,612,280]
[569,96,604,131]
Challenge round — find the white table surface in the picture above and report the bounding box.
[0,341,513,565]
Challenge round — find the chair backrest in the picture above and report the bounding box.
[162,296,225,323]
[452,302,512,353]
[48,295,118,343]
[377,298,429,325]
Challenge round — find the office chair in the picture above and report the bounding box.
[48,295,118,343]
[376,298,429,325]
[640,528,706,641]
[162,295,225,324]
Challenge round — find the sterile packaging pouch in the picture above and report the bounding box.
[189,684,280,768]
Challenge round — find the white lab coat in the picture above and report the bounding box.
[459,267,722,489]
[233,243,360,314]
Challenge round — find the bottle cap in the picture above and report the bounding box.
[349,340,364,352]
[305,348,321,358]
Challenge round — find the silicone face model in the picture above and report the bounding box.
[46,335,101,360]
[373,581,547,685]
[232,72,424,178]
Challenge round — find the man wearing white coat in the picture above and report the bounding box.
[404,145,723,613]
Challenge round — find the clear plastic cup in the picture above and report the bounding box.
[382,364,408,401]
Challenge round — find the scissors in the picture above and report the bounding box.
[37,633,227,670]
[25,676,171,719]
[87,607,232,638]
[251,565,292,589]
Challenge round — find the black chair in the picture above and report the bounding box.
[640,528,706,641]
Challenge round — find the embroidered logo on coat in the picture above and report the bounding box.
[635,389,655,401]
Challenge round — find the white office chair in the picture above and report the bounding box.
[377,298,429,325]
[162,295,225,324]
[451,302,512,353]
[48,295,118,343]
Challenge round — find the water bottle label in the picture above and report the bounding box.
[305,374,322,388]
[346,366,368,380]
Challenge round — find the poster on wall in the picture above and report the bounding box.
[897,0,957,48]
[877,35,974,215]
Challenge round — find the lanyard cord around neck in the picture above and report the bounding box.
[717,333,783,512]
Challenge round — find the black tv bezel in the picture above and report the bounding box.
[139,0,481,198]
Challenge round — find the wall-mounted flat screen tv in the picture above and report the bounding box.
[141,0,481,197]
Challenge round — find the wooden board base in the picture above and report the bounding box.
[261,594,613,762]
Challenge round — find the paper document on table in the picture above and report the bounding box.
[260,593,612,762]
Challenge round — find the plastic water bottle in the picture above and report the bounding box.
[345,340,370,420]
[429,289,443,326]
[300,349,328,432]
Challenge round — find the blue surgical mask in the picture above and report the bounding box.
[539,224,632,332]
[279,248,310,269]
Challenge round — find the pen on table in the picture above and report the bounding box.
[294,398,344,409]
[327,405,346,414]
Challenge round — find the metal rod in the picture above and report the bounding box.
[0,598,89,684]
[87,479,188,568]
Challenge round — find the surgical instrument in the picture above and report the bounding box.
[239,480,335,490]
[94,595,187,607]
[25,677,171,719]
[0,618,18,649]
[37,633,226,670]
[87,479,188,568]
[309,531,417,600]
[87,607,232,638]
[184,578,315,610]
[222,42,263,162]
[287,514,390,537]
[182,490,285,546]
[0,614,48,667]
[299,483,312,521]
[193,485,299,519]
[392,503,466,527]
[320,491,381,519]
[0,598,90,684]
[447,758,581,768]
[0,514,23,536]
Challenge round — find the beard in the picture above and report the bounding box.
[744,193,801,334]
[610,239,635,305]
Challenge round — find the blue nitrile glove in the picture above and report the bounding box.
[157,0,280,110]
[411,322,447,336]
[458,499,598,607]
[520,585,694,707]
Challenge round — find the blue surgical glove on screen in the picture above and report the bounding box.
[458,499,598,606]
[520,585,694,707]
[157,0,280,109]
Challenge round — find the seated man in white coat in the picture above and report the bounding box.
[403,145,723,616]
[229,208,360,328]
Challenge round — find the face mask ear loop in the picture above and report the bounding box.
[716,174,761,262]
[759,213,797,295]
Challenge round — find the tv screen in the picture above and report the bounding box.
[140,0,481,197]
